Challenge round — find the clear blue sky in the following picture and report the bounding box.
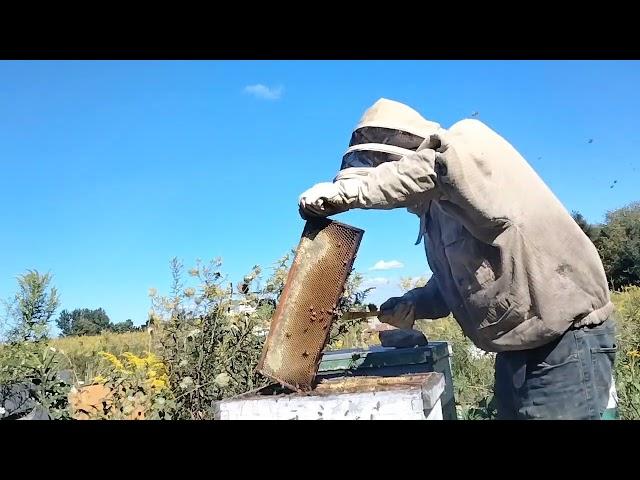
[1,60,639,331]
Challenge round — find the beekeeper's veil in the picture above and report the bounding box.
[336,98,441,218]
[333,99,442,245]
[337,98,440,173]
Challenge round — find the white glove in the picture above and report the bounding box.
[378,295,417,330]
[298,182,349,219]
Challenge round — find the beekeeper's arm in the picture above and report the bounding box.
[298,142,448,329]
[298,147,440,218]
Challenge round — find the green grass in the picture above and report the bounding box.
[51,330,150,383]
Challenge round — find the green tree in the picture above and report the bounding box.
[110,319,136,333]
[571,210,600,242]
[56,308,112,336]
[594,202,640,289]
[56,309,72,336]
[7,270,60,342]
[0,271,70,419]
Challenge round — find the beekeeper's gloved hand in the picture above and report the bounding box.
[378,294,417,330]
[298,182,350,220]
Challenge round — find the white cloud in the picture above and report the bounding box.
[369,260,404,271]
[243,83,284,100]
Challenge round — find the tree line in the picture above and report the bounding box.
[56,308,141,337]
[572,200,640,290]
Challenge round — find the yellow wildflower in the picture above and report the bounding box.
[122,352,146,369]
[99,352,125,371]
[150,378,168,391]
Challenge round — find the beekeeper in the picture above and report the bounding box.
[298,98,617,420]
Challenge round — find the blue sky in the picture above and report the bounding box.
[1,60,639,330]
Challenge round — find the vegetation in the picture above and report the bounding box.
[1,254,374,420]
[57,308,138,337]
[573,202,640,289]
[0,271,70,419]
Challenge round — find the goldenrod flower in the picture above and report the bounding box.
[150,379,167,390]
[99,352,125,371]
[122,352,146,369]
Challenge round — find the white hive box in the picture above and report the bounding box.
[213,372,445,420]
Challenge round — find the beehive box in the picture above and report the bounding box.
[213,372,445,420]
[317,342,457,420]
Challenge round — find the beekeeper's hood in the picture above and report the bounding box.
[335,99,442,242]
[336,98,441,176]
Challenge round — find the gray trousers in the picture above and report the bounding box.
[494,318,617,420]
